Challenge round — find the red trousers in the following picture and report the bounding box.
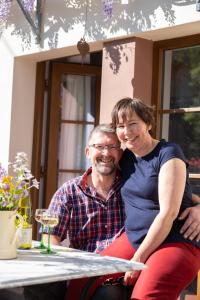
[65,232,200,300]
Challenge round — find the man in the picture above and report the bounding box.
[44,123,200,249]
[43,123,124,252]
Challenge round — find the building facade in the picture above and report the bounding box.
[0,0,200,210]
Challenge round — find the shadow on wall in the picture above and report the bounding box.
[104,42,130,74]
[0,0,196,64]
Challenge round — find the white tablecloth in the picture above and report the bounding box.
[0,245,146,289]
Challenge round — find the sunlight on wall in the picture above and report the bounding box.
[0,36,14,166]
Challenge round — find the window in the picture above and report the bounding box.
[58,74,96,187]
[153,36,200,194]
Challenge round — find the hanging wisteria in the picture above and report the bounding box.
[0,0,35,20]
[0,0,12,20]
[102,0,113,18]
[22,0,35,12]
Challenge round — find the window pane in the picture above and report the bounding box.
[58,123,93,170]
[161,112,200,173]
[163,46,200,109]
[61,74,96,121]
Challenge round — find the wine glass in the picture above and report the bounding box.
[40,210,59,254]
[34,209,47,249]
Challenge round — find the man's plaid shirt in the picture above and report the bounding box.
[46,167,125,253]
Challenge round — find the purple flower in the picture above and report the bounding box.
[2,183,10,191]
[0,164,7,180]
[23,189,29,198]
[13,194,20,200]
[17,181,26,189]
[4,191,11,197]
[0,0,12,20]
[0,151,39,210]
[22,0,35,12]
[102,0,113,18]
[1,199,9,208]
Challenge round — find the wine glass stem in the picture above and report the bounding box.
[40,224,45,248]
[47,226,51,254]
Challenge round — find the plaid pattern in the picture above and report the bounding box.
[45,168,125,253]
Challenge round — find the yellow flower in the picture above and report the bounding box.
[0,152,39,211]
[2,176,13,184]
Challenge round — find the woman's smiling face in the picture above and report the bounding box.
[116,109,152,155]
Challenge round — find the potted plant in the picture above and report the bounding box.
[0,152,39,259]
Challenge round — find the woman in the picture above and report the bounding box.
[102,97,200,299]
[65,98,200,300]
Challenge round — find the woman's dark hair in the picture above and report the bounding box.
[111,97,155,129]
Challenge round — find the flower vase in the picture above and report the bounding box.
[0,211,23,259]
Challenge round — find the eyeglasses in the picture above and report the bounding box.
[89,144,121,151]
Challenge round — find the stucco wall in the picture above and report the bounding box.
[1,1,200,56]
[100,38,136,123]
[134,38,153,105]
[9,58,36,166]
[0,0,200,164]
[0,38,14,167]
[100,37,153,123]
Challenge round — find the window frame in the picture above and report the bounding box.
[152,34,200,180]
[45,62,101,205]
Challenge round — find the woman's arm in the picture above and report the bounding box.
[124,158,186,285]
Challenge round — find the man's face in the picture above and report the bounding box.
[85,132,122,176]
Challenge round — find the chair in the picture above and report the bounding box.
[179,272,200,300]
[80,276,130,300]
[81,273,200,300]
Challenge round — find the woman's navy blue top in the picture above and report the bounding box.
[120,139,200,249]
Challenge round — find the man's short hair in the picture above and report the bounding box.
[88,124,117,144]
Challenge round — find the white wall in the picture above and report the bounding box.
[9,58,36,166]
[1,1,200,56]
[0,0,200,164]
[0,36,14,168]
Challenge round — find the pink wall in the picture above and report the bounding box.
[134,37,153,106]
[100,37,153,123]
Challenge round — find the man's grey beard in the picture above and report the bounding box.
[95,164,116,176]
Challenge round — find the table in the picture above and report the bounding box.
[0,244,146,290]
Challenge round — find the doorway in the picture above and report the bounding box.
[32,53,102,237]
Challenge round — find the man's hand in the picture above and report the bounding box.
[43,234,61,245]
[179,206,200,242]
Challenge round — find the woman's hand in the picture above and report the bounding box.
[123,269,140,286]
[123,255,142,286]
[179,205,200,242]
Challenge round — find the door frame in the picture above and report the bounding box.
[32,61,102,218]
[31,61,46,239]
